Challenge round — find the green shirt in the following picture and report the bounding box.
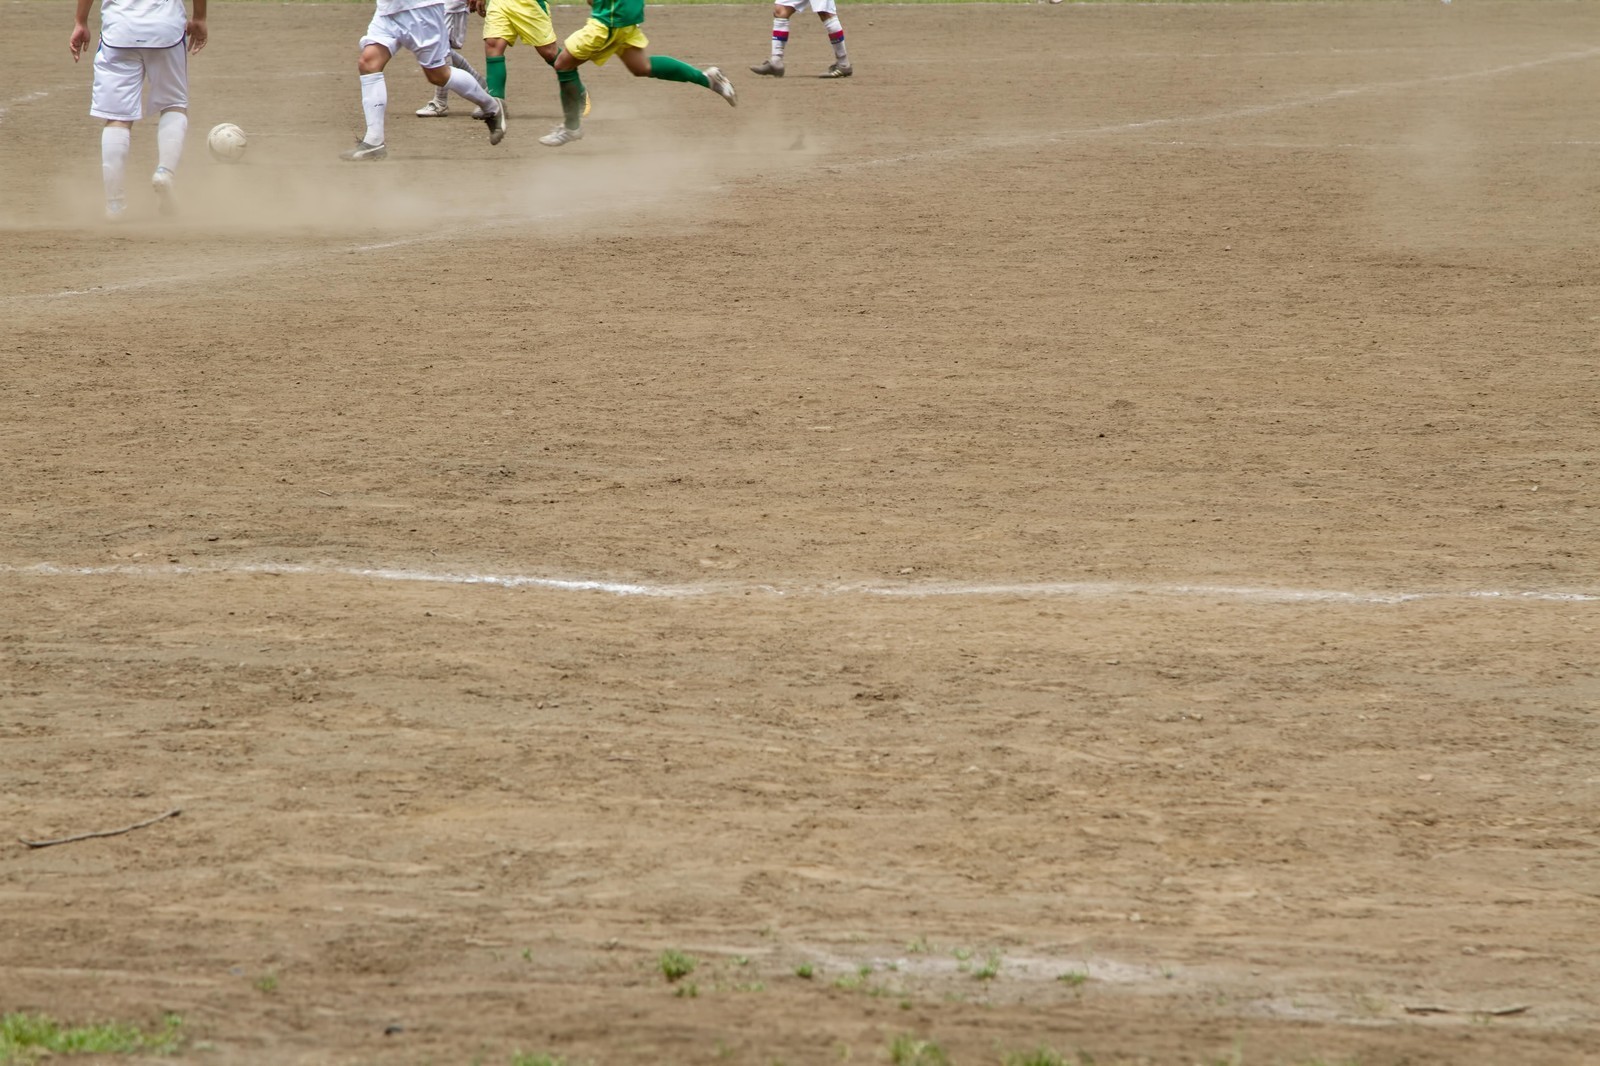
[589,0,645,29]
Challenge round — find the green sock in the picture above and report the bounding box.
[487,54,507,98]
[648,55,709,88]
[557,68,583,128]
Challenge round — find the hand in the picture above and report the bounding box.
[467,0,486,14]
[186,17,207,53]
[69,23,90,61]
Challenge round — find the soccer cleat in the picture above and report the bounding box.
[484,99,507,145]
[704,66,737,106]
[339,140,388,161]
[749,57,784,77]
[538,124,583,147]
[416,98,450,117]
[820,62,853,78]
[105,199,127,222]
[471,104,488,119]
[151,167,176,215]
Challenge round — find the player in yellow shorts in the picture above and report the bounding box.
[538,0,735,147]
[469,0,586,132]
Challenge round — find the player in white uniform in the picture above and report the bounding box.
[413,0,488,118]
[70,0,207,220]
[749,0,851,80]
[344,0,504,160]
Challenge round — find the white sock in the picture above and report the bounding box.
[450,49,481,83]
[156,110,187,173]
[823,15,847,63]
[771,17,789,60]
[360,71,387,145]
[445,67,493,110]
[101,125,130,206]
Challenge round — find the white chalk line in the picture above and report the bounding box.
[3,561,1596,606]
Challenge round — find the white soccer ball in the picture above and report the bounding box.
[207,122,248,163]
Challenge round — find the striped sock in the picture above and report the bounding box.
[823,15,847,63]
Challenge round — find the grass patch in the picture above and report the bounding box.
[889,1034,950,1066]
[0,1012,182,1063]
[658,949,697,983]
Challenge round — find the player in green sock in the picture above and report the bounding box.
[471,0,587,130]
[538,0,735,147]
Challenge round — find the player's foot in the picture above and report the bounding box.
[105,199,127,222]
[538,124,583,147]
[484,99,507,145]
[151,167,177,216]
[416,98,450,117]
[820,62,853,78]
[339,140,388,161]
[704,66,737,106]
[750,57,784,77]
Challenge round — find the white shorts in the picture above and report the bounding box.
[446,7,468,50]
[783,0,837,15]
[90,40,188,122]
[361,4,451,70]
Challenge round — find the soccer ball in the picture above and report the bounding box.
[207,123,248,163]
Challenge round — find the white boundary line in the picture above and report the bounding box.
[3,561,1596,605]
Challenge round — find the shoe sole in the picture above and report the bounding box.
[820,68,853,79]
[750,66,784,77]
[341,146,388,161]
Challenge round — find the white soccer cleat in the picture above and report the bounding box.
[151,168,176,215]
[416,98,450,117]
[704,66,737,106]
[105,199,127,222]
[538,124,583,147]
[339,140,388,161]
[749,57,784,77]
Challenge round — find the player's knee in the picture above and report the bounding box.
[423,65,451,86]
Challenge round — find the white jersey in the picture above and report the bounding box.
[444,0,467,13]
[99,0,188,49]
[375,0,446,17]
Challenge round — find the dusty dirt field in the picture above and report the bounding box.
[4,1,1600,1063]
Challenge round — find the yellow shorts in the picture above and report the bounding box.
[483,0,556,48]
[563,18,647,67]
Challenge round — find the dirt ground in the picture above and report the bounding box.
[4,1,1600,1063]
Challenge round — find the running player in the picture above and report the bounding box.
[470,0,587,129]
[538,0,735,148]
[750,0,851,80]
[69,0,207,220]
[414,0,487,117]
[342,0,505,160]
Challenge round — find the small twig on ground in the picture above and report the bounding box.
[1404,1003,1531,1017]
[18,807,182,849]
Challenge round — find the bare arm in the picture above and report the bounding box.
[188,0,208,53]
[69,0,94,61]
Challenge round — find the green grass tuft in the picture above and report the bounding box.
[0,1012,182,1063]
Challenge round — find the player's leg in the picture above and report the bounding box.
[815,0,850,78]
[421,60,504,143]
[145,41,190,214]
[620,45,737,107]
[540,45,587,145]
[89,44,142,219]
[342,39,394,159]
[751,3,797,77]
[420,6,476,115]
[408,7,504,144]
